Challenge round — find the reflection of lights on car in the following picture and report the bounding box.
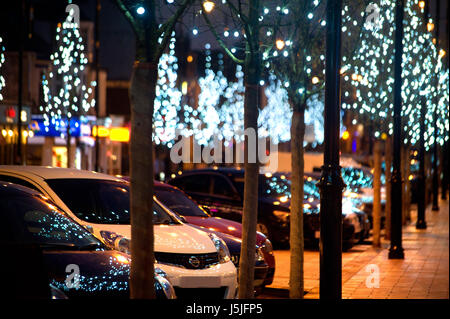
[343,190,359,198]
[273,201,280,205]
[303,203,311,209]
[227,226,236,232]
[273,210,289,222]
[279,195,289,203]
[114,254,130,264]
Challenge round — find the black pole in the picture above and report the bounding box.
[94,0,101,172]
[417,95,427,229]
[441,6,449,201]
[416,0,431,230]
[317,0,344,300]
[442,141,448,200]
[389,0,405,259]
[16,0,25,165]
[431,0,440,211]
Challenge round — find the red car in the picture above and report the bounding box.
[153,181,275,287]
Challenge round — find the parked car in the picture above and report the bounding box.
[303,173,370,243]
[339,167,385,230]
[167,168,355,249]
[153,181,275,287]
[0,182,175,299]
[0,166,238,299]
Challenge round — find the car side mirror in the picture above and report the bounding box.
[202,205,212,216]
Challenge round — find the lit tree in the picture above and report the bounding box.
[153,33,183,147]
[342,0,448,148]
[195,0,368,298]
[114,0,194,298]
[194,44,225,145]
[257,0,368,298]
[200,0,265,298]
[0,36,6,101]
[40,16,95,168]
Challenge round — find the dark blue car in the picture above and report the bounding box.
[0,182,175,299]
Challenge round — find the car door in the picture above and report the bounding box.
[207,174,243,222]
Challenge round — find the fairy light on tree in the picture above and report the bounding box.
[342,0,448,149]
[0,37,5,101]
[40,14,95,167]
[153,33,182,147]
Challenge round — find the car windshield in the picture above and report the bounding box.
[260,175,291,198]
[0,193,103,249]
[46,179,178,225]
[341,167,374,190]
[155,188,209,217]
[303,178,320,198]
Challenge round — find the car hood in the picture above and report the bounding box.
[94,223,217,254]
[43,250,130,298]
[184,216,267,246]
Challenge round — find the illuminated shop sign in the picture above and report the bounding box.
[29,115,91,138]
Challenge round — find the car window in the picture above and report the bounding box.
[155,188,209,217]
[0,194,102,248]
[260,175,291,198]
[0,175,41,192]
[172,175,210,194]
[212,175,235,198]
[45,178,179,225]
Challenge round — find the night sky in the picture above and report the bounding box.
[0,0,448,81]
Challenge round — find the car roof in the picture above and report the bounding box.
[0,165,123,182]
[0,181,42,197]
[172,167,245,178]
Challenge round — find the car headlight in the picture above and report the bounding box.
[208,233,231,264]
[273,210,289,222]
[100,231,130,255]
[116,237,131,255]
[260,239,274,256]
[255,247,265,262]
[49,284,68,300]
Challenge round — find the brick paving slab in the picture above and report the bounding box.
[263,198,449,299]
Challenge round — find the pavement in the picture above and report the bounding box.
[261,198,449,299]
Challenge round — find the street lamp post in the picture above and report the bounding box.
[389,0,405,259]
[16,0,25,165]
[431,0,440,211]
[318,0,345,299]
[416,0,431,230]
[417,94,427,229]
[94,0,101,172]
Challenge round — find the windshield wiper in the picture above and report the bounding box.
[39,242,103,251]
[77,243,104,251]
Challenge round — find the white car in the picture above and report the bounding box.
[0,166,237,299]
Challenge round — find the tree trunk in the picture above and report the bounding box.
[129,62,157,299]
[289,108,305,299]
[384,136,392,240]
[372,139,382,247]
[238,0,261,297]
